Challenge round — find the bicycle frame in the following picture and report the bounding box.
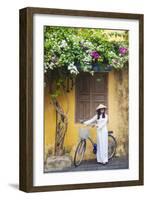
[87,136,95,146]
[80,127,114,147]
[79,124,114,148]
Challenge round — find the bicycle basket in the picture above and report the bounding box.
[79,127,90,139]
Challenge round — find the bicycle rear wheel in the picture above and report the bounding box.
[108,135,117,159]
[74,139,86,167]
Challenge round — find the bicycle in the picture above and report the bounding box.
[74,124,117,167]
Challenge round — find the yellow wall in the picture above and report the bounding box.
[108,69,128,156]
[44,69,128,161]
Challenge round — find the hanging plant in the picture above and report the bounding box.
[44,27,129,92]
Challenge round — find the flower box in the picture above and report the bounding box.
[76,62,112,73]
[92,62,112,72]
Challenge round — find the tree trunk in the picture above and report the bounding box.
[51,98,68,156]
[46,72,69,156]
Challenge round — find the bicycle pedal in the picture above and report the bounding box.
[93,144,97,154]
[93,149,97,154]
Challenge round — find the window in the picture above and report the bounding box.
[75,73,108,122]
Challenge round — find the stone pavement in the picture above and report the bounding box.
[44,156,128,173]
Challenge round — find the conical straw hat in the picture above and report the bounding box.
[96,104,107,110]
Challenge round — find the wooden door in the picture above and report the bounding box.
[75,73,108,122]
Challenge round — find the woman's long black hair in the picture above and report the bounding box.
[97,108,106,119]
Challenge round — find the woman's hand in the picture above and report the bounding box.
[79,119,84,124]
[91,124,95,128]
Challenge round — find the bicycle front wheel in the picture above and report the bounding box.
[108,135,117,159]
[74,139,86,167]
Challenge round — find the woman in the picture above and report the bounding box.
[84,104,108,165]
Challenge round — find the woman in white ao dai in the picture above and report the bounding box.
[84,104,108,164]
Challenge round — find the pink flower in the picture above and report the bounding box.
[119,47,128,55]
[90,51,100,60]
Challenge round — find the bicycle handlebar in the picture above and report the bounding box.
[82,123,97,128]
[79,120,97,127]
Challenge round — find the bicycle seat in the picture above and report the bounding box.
[108,131,113,134]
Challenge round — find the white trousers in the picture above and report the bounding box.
[96,128,108,163]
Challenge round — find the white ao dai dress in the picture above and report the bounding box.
[84,114,108,163]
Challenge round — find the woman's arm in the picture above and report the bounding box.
[83,115,97,125]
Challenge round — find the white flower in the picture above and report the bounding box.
[86,49,91,53]
[49,62,54,69]
[83,54,92,63]
[44,63,48,69]
[60,40,68,48]
[90,71,94,76]
[68,62,79,75]
[84,41,92,46]
[84,40,93,48]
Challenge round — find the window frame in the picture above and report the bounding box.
[75,72,108,123]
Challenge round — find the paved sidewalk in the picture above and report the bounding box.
[45,156,128,173]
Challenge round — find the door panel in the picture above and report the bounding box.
[75,73,108,122]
